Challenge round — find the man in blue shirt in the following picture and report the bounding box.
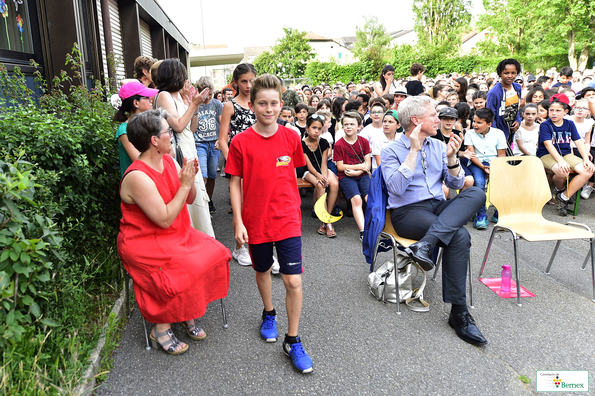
[381,96,487,345]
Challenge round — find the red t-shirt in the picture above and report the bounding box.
[225,125,306,244]
[333,136,371,180]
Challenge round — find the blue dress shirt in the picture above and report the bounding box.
[381,133,465,210]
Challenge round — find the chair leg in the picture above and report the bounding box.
[124,272,130,318]
[221,299,229,328]
[392,238,401,315]
[432,248,443,281]
[573,188,581,216]
[468,256,474,309]
[544,240,562,274]
[371,232,384,272]
[581,250,590,271]
[590,239,595,303]
[479,227,499,277]
[142,315,151,351]
[512,238,522,307]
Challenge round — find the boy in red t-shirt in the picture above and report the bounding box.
[333,111,371,240]
[225,75,312,374]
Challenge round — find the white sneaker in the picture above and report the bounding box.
[271,256,280,274]
[581,185,594,200]
[232,245,252,266]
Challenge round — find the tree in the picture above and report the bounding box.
[352,16,392,76]
[480,0,595,70]
[253,28,314,79]
[412,0,472,49]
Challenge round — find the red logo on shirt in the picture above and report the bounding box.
[276,156,291,167]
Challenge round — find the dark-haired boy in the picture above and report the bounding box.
[334,111,371,240]
[405,63,426,96]
[226,74,313,373]
[552,67,573,89]
[464,108,507,228]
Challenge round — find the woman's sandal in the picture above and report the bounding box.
[182,320,207,341]
[317,223,326,235]
[326,223,337,238]
[150,327,188,355]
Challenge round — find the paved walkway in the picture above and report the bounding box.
[97,182,595,395]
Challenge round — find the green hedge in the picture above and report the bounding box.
[0,46,122,394]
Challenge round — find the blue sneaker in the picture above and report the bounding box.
[490,209,498,223]
[260,314,277,342]
[474,210,488,229]
[283,337,313,373]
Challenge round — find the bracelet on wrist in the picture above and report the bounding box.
[447,159,460,169]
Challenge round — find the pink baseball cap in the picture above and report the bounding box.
[118,80,158,100]
[550,93,569,105]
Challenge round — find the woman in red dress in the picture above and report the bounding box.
[117,109,231,355]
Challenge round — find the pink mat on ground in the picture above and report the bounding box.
[479,278,536,298]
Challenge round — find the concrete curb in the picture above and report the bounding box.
[73,281,128,396]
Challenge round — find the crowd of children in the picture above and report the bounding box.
[115,55,595,373]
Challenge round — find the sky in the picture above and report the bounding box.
[157,0,485,49]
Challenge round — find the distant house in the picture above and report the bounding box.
[305,32,352,63]
[460,29,494,54]
[389,29,417,46]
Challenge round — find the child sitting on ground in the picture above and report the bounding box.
[302,114,339,238]
[333,111,371,241]
[536,94,595,216]
[464,108,507,229]
[513,104,540,156]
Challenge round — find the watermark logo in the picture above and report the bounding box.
[537,371,588,392]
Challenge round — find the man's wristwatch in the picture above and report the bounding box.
[447,159,460,169]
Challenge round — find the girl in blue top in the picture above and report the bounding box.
[536,94,595,216]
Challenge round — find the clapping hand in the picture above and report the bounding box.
[179,157,198,187]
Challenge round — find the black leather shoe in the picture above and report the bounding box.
[448,311,488,345]
[405,241,435,271]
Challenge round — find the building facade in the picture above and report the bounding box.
[0,0,189,89]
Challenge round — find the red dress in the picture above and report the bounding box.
[117,155,230,324]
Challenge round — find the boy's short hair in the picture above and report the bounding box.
[345,100,361,113]
[249,74,282,104]
[496,58,521,76]
[369,99,386,112]
[134,56,157,80]
[222,87,232,95]
[410,63,426,76]
[357,93,370,105]
[381,93,394,105]
[197,76,214,91]
[281,106,295,115]
[559,66,573,78]
[341,111,362,126]
[436,100,451,107]
[294,102,308,114]
[536,76,551,85]
[474,108,495,124]
[580,86,595,98]
[472,91,487,100]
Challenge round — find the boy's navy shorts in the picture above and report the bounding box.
[339,174,370,200]
[248,236,303,275]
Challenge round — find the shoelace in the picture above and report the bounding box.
[290,342,306,357]
[262,316,276,329]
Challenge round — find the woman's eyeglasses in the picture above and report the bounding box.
[158,127,173,138]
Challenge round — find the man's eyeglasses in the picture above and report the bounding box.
[158,127,173,138]
[420,149,428,172]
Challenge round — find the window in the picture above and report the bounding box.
[0,0,33,53]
